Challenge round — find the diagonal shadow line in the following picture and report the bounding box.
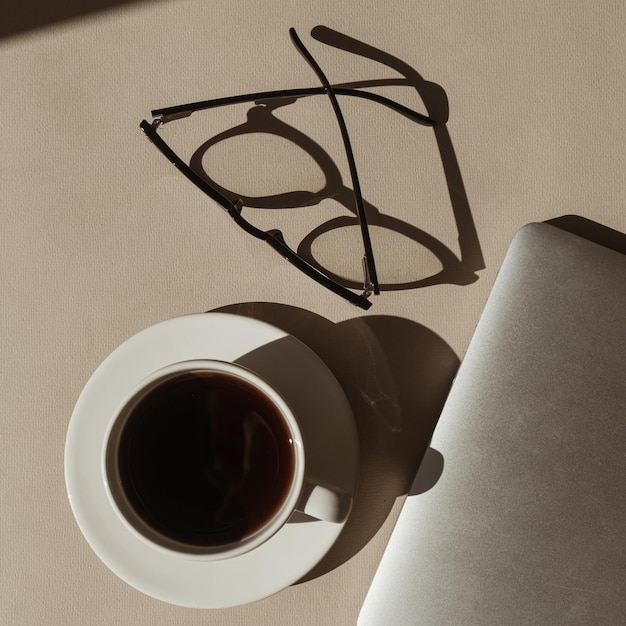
[0,0,142,39]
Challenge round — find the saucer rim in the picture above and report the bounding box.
[64,312,358,608]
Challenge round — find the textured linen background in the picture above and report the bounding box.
[2,1,625,624]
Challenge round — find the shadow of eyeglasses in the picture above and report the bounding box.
[185,26,484,292]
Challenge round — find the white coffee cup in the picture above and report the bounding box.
[103,359,347,561]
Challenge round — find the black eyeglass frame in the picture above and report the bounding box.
[140,28,436,309]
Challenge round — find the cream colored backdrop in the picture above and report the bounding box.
[2,1,625,624]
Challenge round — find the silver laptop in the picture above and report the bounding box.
[359,222,626,625]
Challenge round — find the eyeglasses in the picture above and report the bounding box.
[140,27,436,309]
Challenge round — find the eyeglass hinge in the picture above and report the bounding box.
[361,255,374,299]
[153,110,193,126]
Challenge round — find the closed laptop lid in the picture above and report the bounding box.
[359,222,626,625]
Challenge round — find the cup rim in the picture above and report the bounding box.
[102,358,305,561]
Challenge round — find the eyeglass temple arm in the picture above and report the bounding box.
[288,27,379,295]
[139,119,373,310]
[152,86,435,127]
[315,27,486,274]
[312,26,449,124]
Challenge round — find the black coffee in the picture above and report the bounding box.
[107,370,296,551]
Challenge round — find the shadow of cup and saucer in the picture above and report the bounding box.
[212,302,459,582]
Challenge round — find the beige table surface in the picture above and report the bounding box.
[2,1,625,624]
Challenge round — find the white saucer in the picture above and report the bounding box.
[65,313,359,608]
